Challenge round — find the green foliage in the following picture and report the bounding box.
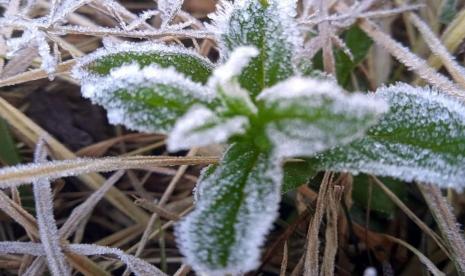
[84,43,213,83]
[352,175,406,215]
[0,118,21,165]
[177,142,280,273]
[74,1,465,274]
[439,0,457,24]
[282,161,316,193]
[311,84,465,188]
[313,26,372,87]
[256,77,387,157]
[219,0,297,96]
[335,26,373,87]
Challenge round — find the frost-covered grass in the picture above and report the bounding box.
[0,0,465,275]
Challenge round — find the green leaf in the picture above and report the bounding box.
[282,160,317,193]
[79,64,217,134]
[256,77,388,158]
[176,142,282,274]
[0,118,21,165]
[73,41,214,84]
[312,83,465,188]
[352,175,406,215]
[214,0,299,96]
[439,0,457,24]
[311,26,372,87]
[335,26,373,87]
[209,47,259,117]
[167,105,249,151]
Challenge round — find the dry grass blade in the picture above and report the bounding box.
[409,14,465,89]
[280,241,288,276]
[334,2,465,101]
[0,191,38,239]
[134,148,198,261]
[0,242,166,276]
[384,234,445,276]
[424,9,465,73]
[317,0,335,74]
[0,187,110,275]
[173,264,191,276]
[22,257,47,276]
[321,185,343,276]
[0,60,75,87]
[32,140,70,276]
[0,155,218,189]
[0,96,150,224]
[418,184,465,273]
[67,244,167,276]
[371,176,451,258]
[135,198,180,221]
[17,171,126,274]
[304,172,332,275]
[60,170,125,239]
[359,19,465,100]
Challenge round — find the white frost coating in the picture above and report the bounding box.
[7,29,57,75]
[317,83,465,189]
[207,0,302,61]
[257,76,344,101]
[158,0,183,24]
[0,242,166,276]
[258,77,388,158]
[376,83,465,119]
[167,105,249,152]
[318,139,465,189]
[176,148,283,275]
[205,0,234,45]
[208,47,259,115]
[32,141,70,276]
[363,267,377,276]
[79,63,214,133]
[67,244,166,276]
[210,46,259,84]
[72,40,214,81]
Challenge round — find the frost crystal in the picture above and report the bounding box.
[73,40,214,82]
[0,242,165,276]
[32,141,70,276]
[315,83,465,189]
[176,143,282,275]
[208,0,302,95]
[78,63,215,134]
[167,105,249,152]
[158,0,183,25]
[258,77,388,159]
[208,46,259,116]
[209,46,259,85]
[7,29,57,75]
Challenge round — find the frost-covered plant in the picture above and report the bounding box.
[73,0,465,274]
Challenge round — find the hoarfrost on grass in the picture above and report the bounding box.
[0,242,166,276]
[157,0,183,25]
[79,63,215,134]
[32,141,70,276]
[167,105,249,152]
[7,29,57,75]
[314,83,465,188]
[176,143,282,275]
[257,77,388,158]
